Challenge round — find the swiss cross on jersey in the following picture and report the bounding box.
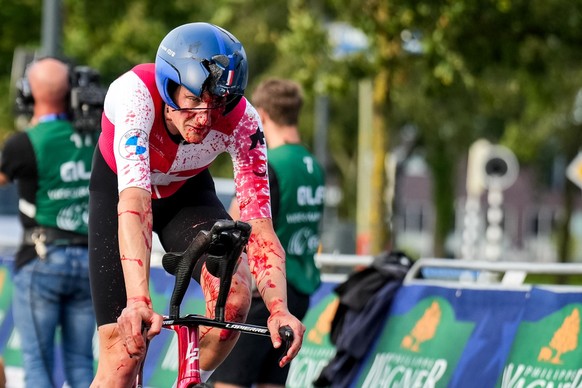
[249,127,265,150]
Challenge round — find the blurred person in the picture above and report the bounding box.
[211,78,326,388]
[0,57,96,387]
[0,356,5,388]
[88,23,305,387]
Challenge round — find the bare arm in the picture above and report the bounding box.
[116,186,163,357]
[228,196,240,220]
[118,187,153,301]
[247,218,286,310]
[246,217,305,365]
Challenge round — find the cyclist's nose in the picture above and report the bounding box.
[194,107,211,126]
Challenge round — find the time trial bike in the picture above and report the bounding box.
[135,219,293,388]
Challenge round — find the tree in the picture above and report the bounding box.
[283,0,582,258]
[0,0,43,138]
[3,0,582,260]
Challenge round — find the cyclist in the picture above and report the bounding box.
[88,22,305,386]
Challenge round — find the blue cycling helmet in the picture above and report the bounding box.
[155,22,248,113]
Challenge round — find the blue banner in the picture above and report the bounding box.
[4,255,582,388]
[352,284,582,388]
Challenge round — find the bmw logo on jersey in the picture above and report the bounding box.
[119,129,149,161]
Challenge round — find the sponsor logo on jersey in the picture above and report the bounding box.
[249,126,265,150]
[119,129,149,160]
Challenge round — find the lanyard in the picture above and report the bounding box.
[38,113,68,123]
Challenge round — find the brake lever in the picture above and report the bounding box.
[278,325,294,365]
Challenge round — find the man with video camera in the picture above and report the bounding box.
[0,57,99,387]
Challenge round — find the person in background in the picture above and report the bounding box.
[88,23,305,387]
[0,57,96,387]
[211,78,326,388]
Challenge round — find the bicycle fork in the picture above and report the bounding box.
[135,324,202,388]
[171,323,202,387]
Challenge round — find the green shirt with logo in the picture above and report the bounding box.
[268,144,325,295]
[27,120,95,234]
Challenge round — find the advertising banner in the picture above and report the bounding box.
[498,287,582,387]
[352,284,582,388]
[0,262,13,352]
[4,254,580,388]
[287,282,339,387]
[353,284,528,388]
[0,258,23,385]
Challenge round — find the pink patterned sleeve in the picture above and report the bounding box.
[228,105,271,221]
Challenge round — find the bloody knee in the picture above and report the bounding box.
[224,283,251,322]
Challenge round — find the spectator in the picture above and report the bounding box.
[211,78,326,388]
[0,57,97,387]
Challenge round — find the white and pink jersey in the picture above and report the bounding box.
[99,63,271,221]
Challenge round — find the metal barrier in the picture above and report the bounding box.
[314,253,373,283]
[406,257,582,289]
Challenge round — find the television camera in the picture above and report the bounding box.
[14,63,107,133]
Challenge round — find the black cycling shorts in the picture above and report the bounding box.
[210,285,310,386]
[88,146,230,326]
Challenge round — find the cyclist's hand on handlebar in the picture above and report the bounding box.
[267,310,306,367]
[117,297,163,359]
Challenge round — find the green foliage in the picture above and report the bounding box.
[304,0,582,253]
[2,0,582,255]
[64,1,165,82]
[0,0,42,135]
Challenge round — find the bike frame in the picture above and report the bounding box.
[135,220,292,388]
[167,320,201,387]
[159,315,275,387]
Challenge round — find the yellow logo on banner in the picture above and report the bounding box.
[401,300,442,352]
[537,308,580,364]
[307,298,339,345]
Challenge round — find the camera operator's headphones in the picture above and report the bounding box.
[14,57,76,119]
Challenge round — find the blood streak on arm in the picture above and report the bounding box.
[127,296,153,307]
[248,235,284,295]
[141,231,152,251]
[118,209,141,217]
[118,208,153,254]
[120,255,144,267]
[266,298,286,320]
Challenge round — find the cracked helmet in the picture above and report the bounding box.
[155,22,248,114]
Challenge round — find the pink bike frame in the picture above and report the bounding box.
[136,314,282,388]
[135,220,292,387]
[169,322,202,387]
